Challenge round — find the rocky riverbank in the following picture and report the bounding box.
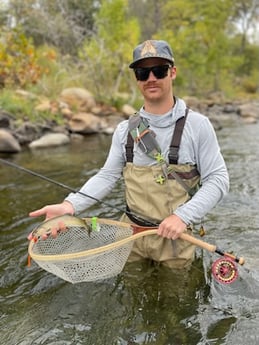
[0,87,258,153]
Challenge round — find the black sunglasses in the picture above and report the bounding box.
[134,64,172,81]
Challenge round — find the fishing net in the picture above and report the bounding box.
[28,215,244,285]
[28,215,141,283]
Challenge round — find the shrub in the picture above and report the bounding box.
[0,27,44,87]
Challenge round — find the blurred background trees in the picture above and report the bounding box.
[0,0,258,108]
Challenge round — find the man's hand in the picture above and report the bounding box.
[29,200,75,221]
[28,201,75,240]
[157,214,187,240]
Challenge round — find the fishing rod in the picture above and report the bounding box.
[1,157,246,284]
[0,157,157,226]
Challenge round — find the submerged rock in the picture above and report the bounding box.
[0,129,21,153]
[29,133,70,149]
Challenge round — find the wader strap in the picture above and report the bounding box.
[125,134,134,162]
[168,108,189,164]
[125,107,189,164]
[125,205,159,227]
[167,169,198,197]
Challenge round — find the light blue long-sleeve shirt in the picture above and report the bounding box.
[65,98,229,225]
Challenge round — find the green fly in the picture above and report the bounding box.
[84,216,100,237]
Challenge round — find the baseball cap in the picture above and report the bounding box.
[129,40,174,68]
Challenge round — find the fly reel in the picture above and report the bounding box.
[211,257,238,284]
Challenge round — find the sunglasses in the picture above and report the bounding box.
[134,64,172,81]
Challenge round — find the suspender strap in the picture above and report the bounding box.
[125,133,134,162]
[125,107,189,164]
[168,108,189,164]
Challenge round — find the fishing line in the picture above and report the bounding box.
[0,158,157,226]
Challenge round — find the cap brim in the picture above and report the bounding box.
[129,56,174,68]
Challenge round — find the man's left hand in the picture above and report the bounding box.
[157,214,187,240]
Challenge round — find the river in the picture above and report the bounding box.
[0,121,259,345]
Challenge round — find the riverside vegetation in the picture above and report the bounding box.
[0,86,258,153]
[0,0,258,152]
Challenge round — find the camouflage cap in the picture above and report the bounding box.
[129,40,174,68]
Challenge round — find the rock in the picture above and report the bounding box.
[206,91,226,104]
[70,133,85,141]
[102,127,115,135]
[61,107,73,119]
[0,112,13,128]
[59,87,96,111]
[182,96,201,111]
[14,122,40,144]
[35,100,52,112]
[15,89,38,100]
[121,104,136,117]
[222,103,238,114]
[238,103,258,118]
[0,129,21,153]
[104,114,124,129]
[29,133,70,149]
[241,116,257,124]
[89,104,117,116]
[68,112,107,134]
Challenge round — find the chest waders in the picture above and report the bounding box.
[121,108,201,268]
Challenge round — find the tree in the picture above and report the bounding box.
[0,0,257,98]
[79,0,140,101]
[231,0,259,50]
[128,0,259,96]
[2,0,100,55]
[0,27,44,88]
[128,0,164,40]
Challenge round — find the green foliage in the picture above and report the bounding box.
[130,0,259,98]
[0,27,44,88]
[0,0,258,114]
[154,0,236,95]
[29,45,74,99]
[128,0,164,39]
[78,0,140,102]
[0,26,69,99]
[0,88,65,124]
[0,88,39,122]
[241,78,258,94]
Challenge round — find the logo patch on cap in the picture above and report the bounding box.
[140,40,157,57]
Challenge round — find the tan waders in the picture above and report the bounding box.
[121,162,200,269]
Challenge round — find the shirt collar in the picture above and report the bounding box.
[139,98,187,128]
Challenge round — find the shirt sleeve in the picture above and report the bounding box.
[174,116,229,225]
[65,121,128,214]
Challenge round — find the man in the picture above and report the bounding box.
[30,40,229,268]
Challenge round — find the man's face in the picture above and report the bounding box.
[134,58,176,103]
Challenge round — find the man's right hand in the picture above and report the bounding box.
[29,200,75,221]
[28,201,75,240]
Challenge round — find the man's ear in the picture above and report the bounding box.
[170,66,177,80]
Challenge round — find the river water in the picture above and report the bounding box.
[1,120,259,345]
